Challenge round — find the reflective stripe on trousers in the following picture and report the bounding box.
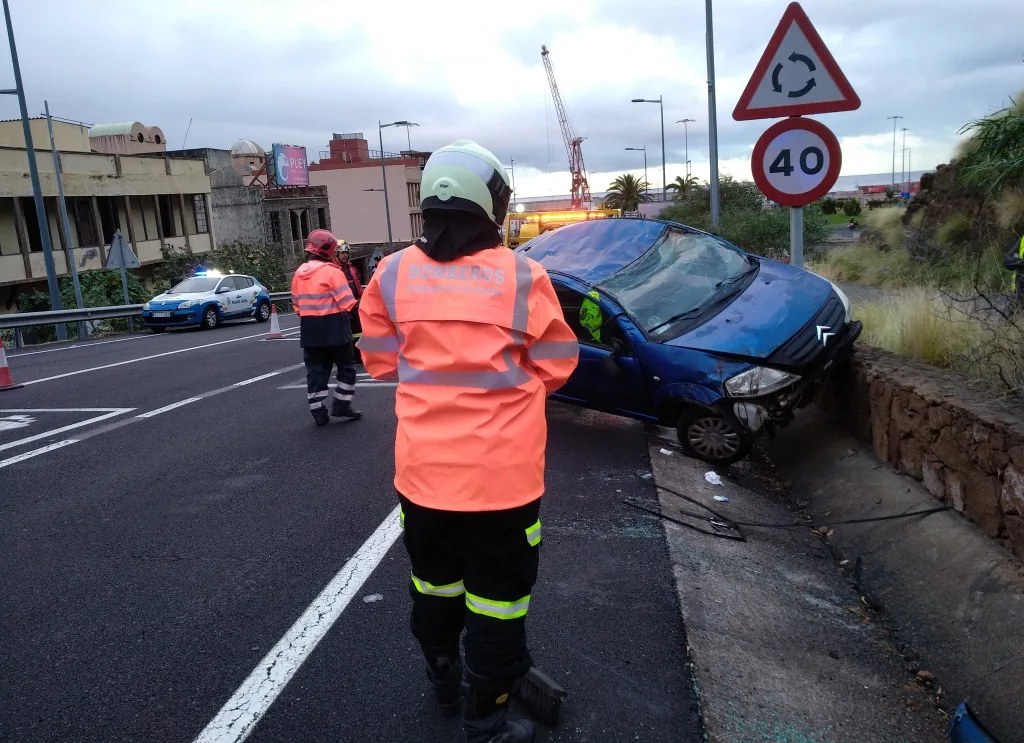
[411,574,467,598]
[525,519,542,547]
[465,592,531,620]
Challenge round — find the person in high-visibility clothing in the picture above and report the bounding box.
[579,290,604,344]
[336,239,363,339]
[358,140,579,742]
[1004,234,1024,309]
[291,229,362,426]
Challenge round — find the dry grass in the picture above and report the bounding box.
[996,187,1024,230]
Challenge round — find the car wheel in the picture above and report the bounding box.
[149,326,166,334]
[201,306,220,330]
[676,407,752,466]
[255,300,271,322]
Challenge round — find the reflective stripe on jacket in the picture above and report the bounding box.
[357,244,579,511]
[291,260,357,348]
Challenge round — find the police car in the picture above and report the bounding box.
[141,270,272,332]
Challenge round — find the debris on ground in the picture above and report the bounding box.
[363,594,383,604]
[704,471,723,486]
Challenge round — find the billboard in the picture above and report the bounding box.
[271,144,309,187]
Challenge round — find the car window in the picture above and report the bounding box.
[240,276,255,288]
[595,228,755,340]
[553,286,627,350]
[169,277,219,294]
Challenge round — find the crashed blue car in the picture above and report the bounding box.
[517,218,862,465]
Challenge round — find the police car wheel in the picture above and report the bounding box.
[201,306,220,330]
[255,300,271,322]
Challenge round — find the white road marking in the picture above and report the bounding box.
[0,439,79,469]
[233,371,288,387]
[0,409,134,453]
[136,397,204,419]
[0,414,36,431]
[277,381,396,390]
[7,333,162,358]
[192,506,402,743]
[18,325,300,386]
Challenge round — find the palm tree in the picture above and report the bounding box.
[665,174,701,201]
[603,173,650,212]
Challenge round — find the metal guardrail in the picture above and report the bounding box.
[0,293,294,349]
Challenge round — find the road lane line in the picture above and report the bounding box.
[0,439,79,469]
[0,409,134,453]
[136,398,204,419]
[18,324,300,386]
[7,333,162,358]
[192,505,402,743]
[233,371,288,387]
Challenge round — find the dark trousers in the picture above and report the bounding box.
[399,494,542,680]
[303,344,357,415]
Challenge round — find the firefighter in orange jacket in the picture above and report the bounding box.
[291,229,362,426]
[358,141,578,742]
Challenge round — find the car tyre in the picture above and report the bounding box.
[149,326,166,334]
[676,407,752,466]
[201,306,220,330]
[255,300,271,322]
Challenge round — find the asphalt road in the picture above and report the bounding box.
[1,321,701,742]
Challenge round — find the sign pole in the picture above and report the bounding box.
[790,206,804,268]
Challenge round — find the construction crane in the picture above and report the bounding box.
[541,45,591,210]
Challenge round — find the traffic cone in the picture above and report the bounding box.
[0,336,23,390]
[267,304,283,339]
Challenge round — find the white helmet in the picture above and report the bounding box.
[420,140,512,226]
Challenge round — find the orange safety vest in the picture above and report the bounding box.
[291,261,356,316]
[357,244,579,511]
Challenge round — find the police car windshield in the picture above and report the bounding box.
[169,277,220,294]
[595,228,755,340]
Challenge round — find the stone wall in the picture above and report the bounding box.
[820,345,1024,556]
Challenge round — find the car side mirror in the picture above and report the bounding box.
[216,286,231,294]
[610,337,628,357]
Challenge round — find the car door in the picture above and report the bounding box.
[224,275,250,316]
[550,282,651,418]
[237,275,261,315]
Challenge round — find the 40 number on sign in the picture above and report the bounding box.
[751,117,842,208]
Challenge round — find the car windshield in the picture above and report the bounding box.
[168,277,219,294]
[595,228,755,339]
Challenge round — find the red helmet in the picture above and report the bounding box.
[304,229,339,260]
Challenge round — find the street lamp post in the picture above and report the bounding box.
[677,119,695,179]
[504,159,517,206]
[394,120,419,151]
[631,96,664,200]
[886,115,903,190]
[2,0,65,336]
[705,0,721,227]
[625,147,648,193]
[901,127,908,188]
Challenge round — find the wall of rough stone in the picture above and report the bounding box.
[819,345,1024,557]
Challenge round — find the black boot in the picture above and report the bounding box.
[331,402,363,420]
[311,408,330,426]
[425,652,463,716]
[463,667,535,743]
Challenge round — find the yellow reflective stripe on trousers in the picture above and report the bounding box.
[399,506,405,529]
[466,592,531,619]
[525,519,542,547]
[411,574,466,597]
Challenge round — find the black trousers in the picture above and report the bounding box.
[303,344,357,415]
[399,494,542,680]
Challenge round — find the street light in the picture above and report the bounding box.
[901,127,909,188]
[504,159,517,207]
[886,115,903,189]
[631,96,664,200]
[389,120,419,151]
[705,0,721,227]
[676,119,696,179]
[2,0,65,336]
[625,147,648,193]
[377,121,416,246]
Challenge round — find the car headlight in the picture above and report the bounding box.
[177,300,197,309]
[142,301,151,310]
[830,282,852,323]
[725,366,801,398]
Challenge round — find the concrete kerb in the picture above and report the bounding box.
[646,427,947,743]
[762,409,1024,743]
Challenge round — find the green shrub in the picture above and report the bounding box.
[821,197,837,215]
[206,242,287,292]
[937,213,974,248]
[843,199,862,216]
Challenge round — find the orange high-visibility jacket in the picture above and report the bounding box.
[291,260,357,347]
[357,244,579,511]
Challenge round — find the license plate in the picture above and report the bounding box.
[152,311,171,318]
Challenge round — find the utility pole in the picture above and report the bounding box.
[45,100,86,339]
[705,0,721,226]
[886,115,903,190]
[2,0,65,337]
[677,118,695,179]
[900,127,908,188]
[508,159,517,206]
[625,147,648,193]
[377,121,395,246]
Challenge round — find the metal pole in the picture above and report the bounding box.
[790,207,804,268]
[684,121,690,178]
[644,148,648,194]
[45,100,86,339]
[901,127,908,188]
[659,95,666,202]
[510,158,517,206]
[3,0,65,338]
[886,115,902,190]
[705,0,721,227]
[378,122,393,246]
[406,126,412,151]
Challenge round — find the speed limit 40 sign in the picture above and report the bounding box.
[751,117,842,207]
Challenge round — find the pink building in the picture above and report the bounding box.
[308,133,427,246]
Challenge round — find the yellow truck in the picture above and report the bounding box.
[502,208,621,249]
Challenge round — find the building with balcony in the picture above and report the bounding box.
[0,119,213,311]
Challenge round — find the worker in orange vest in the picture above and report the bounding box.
[291,229,361,426]
[359,141,578,741]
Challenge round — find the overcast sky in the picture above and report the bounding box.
[3,0,1022,197]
